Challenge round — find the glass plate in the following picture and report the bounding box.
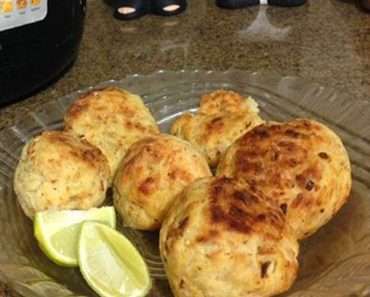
[0,70,370,297]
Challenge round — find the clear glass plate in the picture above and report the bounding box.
[0,70,370,297]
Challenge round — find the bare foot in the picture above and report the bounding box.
[162,4,180,11]
[117,6,136,14]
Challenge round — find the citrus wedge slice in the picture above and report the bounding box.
[34,207,116,267]
[78,222,151,297]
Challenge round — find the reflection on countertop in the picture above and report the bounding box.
[0,0,369,128]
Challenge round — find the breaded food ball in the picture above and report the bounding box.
[113,134,212,230]
[217,119,352,239]
[64,87,159,180]
[171,90,263,167]
[171,112,264,168]
[14,131,110,219]
[160,177,299,297]
[198,89,260,115]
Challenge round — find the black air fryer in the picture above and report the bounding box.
[0,0,86,106]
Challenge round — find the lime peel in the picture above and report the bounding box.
[34,207,116,267]
[78,222,152,297]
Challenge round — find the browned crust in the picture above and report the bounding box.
[217,119,352,239]
[199,90,247,114]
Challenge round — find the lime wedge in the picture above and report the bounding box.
[34,207,116,267]
[78,222,151,297]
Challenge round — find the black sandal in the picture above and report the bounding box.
[268,0,306,6]
[216,0,305,9]
[216,0,258,9]
[109,0,151,20]
[151,0,187,16]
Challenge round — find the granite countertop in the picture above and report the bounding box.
[0,0,369,129]
[0,0,369,295]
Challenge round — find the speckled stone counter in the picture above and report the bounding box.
[1,0,369,130]
[0,0,369,295]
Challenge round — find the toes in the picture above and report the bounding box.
[162,4,180,11]
[117,6,136,14]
